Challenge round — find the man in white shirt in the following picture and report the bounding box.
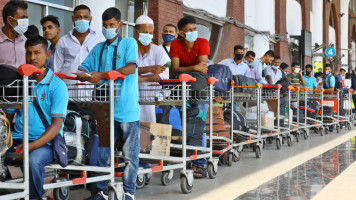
[159,24,178,56]
[218,45,250,76]
[251,50,275,78]
[136,15,169,123]
[265,55,283,85]
[54,4,105,85]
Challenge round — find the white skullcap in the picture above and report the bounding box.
[135,15,154,25]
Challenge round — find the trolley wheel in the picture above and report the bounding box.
[53,186,70,200]
[228,153,233,166]
[233,154,241,162]
[319,128,324,136]
[336,126,340,133]
[348,122,352,130]
[207,163,217,179]
[255,146,262,158]
[295,133,300,143]
[325,128,329,134]
[276,138,281,150]
[136,174,146,189]
[161,171,173,186]
[180,176,193,194]
[287,137,293,146]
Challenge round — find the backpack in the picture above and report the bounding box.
[299,100,320,119]
[223,109,249,132]
[156,106,182,142]
[0,64,23,102]
[169,72,208,91]
[64,102,98,165]
[207,64,233,92]
[275,77,291,94]
[325,75,343,91]
[184,107,207,146]
[233,75,257,92]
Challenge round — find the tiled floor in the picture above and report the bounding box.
[237,137,356,200]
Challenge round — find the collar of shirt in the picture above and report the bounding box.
[68,28,96,44]
[37,69,55,85]
[0,28,26,43]
[230,58,246,66]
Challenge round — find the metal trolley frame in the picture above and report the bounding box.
[0,64,43,200]
[41,71,127,200]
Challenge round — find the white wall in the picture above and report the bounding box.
[340,0,350,67]
[77,0,115,33]
[311,0,323,63]
[329,25,336,47]
[183,0,227,18]
[245,0,275,58]
[286,0,302,36]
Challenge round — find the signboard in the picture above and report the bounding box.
[325,47,336,57]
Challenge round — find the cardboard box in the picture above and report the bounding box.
[141,122,172,156]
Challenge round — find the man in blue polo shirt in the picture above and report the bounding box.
[323,64,335,92]
[79,7,139,200]
[303,64,317,91]
[4,35,68,199]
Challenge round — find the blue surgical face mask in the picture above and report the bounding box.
[185,31,198,42]
[102,27,118,40]
[75,20,90,33]
[162,34,175,42]
[138,33,153,46]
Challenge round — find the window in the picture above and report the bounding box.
[116,0,148,38]
[244,34,254,51]
[25,0,74,37]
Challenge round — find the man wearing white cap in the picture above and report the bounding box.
[135,15,170,123]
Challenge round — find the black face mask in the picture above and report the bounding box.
[235,53,244,60]
[306,71,311,76]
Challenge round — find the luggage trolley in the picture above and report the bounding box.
[299,88,325,139]
[0,64,43,200]
[284,86,303,142]
[320,90,340,134]
[338,89,353,130]
[261,85,292,149]
[44,71,126,200]
[117,74,219,194]
[210,82,262,164]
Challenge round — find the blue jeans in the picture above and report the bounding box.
[5,139,53,199]
[97,121,140,195]
[191,103,208,167]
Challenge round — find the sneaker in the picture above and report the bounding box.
[83,191,108,200]
[124,192,136,200]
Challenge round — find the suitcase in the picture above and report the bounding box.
[139,123,155,153]
[223,109,249,132]
[206,103,230,138]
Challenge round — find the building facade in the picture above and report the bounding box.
[1,0,356,72]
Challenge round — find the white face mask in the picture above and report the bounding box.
[294,68,300,73]
[272,65,279,70]
[10,17,29,35]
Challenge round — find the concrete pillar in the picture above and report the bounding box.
[275,0,290,64]
[77,0,115,33]
[312,0,323,63]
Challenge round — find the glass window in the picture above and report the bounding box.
[39,0,74,7]
[48,7,73,37]
[27,3,43,35]
[245,34,253,51]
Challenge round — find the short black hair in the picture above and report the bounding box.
[233,45,244,52]
[2,0,28,24]
[280,62,289,69]
[245,51,256,58]
[325,63,332,68]
[163,24,177,32]
[264,50,275,57]
[25,35,48,50]
[102,7,121,22]
[305,64,313,70]
[314,72,323,78]
[40,15,60,27]
[274,55,281,60]
[74,4,91,15]
[291,62,300,68]
[24,25,39,39]
[340,68,346,72]
[177,16,196,31]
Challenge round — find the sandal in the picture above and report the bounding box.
[192,166,207,178]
